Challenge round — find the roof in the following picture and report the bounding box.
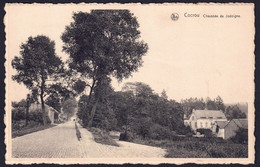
[29,103,59,113]
[192,109,227,120]
[233,119,248,129]
[216,121,229,129]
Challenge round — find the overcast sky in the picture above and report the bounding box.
[5,4,254,104]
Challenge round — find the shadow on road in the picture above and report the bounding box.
[75,122,81,141]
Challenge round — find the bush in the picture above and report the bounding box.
[89,127,119,147]
[28,112,51,124]
[119,131,134,141]
[12,109,26,121]
[230,128,248,144]
[196,128,213,137]
[176,124,193,135]
[133,118,153,139]
[28,112,43,123]
[149,124,175,140]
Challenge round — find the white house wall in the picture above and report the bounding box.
[187,113,227,131]
[217,129,225,138]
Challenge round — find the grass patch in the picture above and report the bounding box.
[88,127,119,147]
[131,136,248,158]
[12,122,56,138]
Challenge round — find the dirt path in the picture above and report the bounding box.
[12,121,166,158]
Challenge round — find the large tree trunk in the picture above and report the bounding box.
[40,94,47,125]
[87,100,98,127]
[87,79,96,105]
[84,79,96,126]
[25,99,29,126]
[40,77,47,126]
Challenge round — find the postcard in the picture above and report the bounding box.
[4,3,255,164]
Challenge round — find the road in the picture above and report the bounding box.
[12,121,166,158]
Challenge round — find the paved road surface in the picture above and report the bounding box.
[12,121,166,158]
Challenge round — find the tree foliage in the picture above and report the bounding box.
[62,10,148,127]
[63,97,77,120]
[225,105,247,120]
[12,100,27,121]
[161,89,168,100]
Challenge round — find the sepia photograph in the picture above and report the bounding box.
[4,3,255,164]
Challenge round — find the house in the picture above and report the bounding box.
[185,109,228,131]
[215,119,248,139]
[29,103,60,124]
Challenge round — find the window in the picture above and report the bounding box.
[205,122,208,128]
[209,117,213,119]
[192,116,194,120]
[195,122,197,128]
[200,122,203,128]
[217,117,223,119]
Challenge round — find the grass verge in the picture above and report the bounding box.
[88,127,119,147]
[131,137,248,158]
[12,124,56,138]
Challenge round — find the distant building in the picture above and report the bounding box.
[184,109,227,131]
[214,119,248,139]
[29,103,60,124]
[212,120,229,138]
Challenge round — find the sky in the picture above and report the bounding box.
[5,3,255,104]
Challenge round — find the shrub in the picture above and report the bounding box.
[133,118,153,139]
[90,127,119,147]
[28,112,51,124]
[185,132,193,137]
[119,131,134,141]
[230,128,248,144]
[149,124,175,140]
[196,128,213,137]
[176,124,193,135]
[12,109,26,121]
[28,112,43,123]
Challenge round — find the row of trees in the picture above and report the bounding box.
[12,10,148,126]
[181,97,246,120]
[77,82,191,139]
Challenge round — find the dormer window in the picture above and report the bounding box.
[192,116,194,120]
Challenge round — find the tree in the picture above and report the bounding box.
[63,98,77,120]
[161,89,168,100]
[72,79,87,95]
[62,10,148,127]
[45,92,61,112]
[109,90,135,132]
[225,105,247,120]
[122,82,154,98]
[215,96,225,111]
[181,97,205,117]
[12,35,63,125]
[206,97,218,110]
[12,99,27,121]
